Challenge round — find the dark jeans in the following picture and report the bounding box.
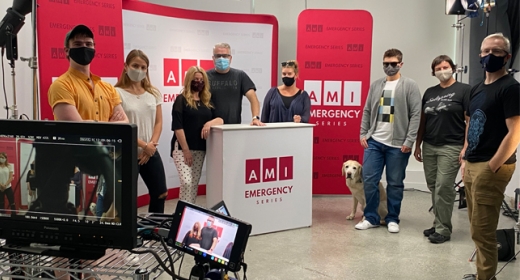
[362,138,411,225]
[0,187,16,211]
[138,151,168,213]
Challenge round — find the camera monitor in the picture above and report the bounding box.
[0,120,138,259]
[167,200,251,272]
[211,200,230,217]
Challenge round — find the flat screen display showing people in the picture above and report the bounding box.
[0,120,138,255]
[168,200,251,272]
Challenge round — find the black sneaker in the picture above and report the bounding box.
[423,227,435,237]
[428,232,451,244]
[462,274,476,280]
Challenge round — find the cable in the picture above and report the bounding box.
[137,215,163,226]
[130,247,189,280]
[489,249,520,280]
[19,114,30,120]
[1,47,9,119]
[159,235,176,279]
[178,251,185,274]
[242,262,248,280]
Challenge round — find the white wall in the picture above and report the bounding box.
[0,2,36,120]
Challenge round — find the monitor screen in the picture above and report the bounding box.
[0,120,137,255]
[174,205,238,266]
[211,201,230,216]
[168,201,251,271]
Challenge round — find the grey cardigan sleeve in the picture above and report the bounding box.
[404,81,422,148]
[360,82,375,139]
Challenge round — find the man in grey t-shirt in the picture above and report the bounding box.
[207,43,264,125]
[200,216,218,253]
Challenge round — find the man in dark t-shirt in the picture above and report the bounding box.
[200,216,218,253]
[461,33,520,280]
[207,43,264,125]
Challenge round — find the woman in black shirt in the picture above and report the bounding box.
[183,222,202,247]
[171,66,223,203]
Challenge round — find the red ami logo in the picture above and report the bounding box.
[304,80,362,106]
[245,156,293,184]
[164,58,214,86]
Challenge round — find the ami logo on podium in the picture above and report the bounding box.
[245,156,293,184]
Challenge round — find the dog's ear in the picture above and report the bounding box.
[358,165,363,179]
[341,163,345,176]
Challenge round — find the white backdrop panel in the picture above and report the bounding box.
[122,10,273,196]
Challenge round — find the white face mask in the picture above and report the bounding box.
[0,158,5,164]
[435,69,453,82]
[126,68,147,82]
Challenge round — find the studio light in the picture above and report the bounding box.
[0,0,32,48]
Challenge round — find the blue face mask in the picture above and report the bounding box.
[215,57,230,71]
[206,221,212,227]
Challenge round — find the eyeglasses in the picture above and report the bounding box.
[383,62,400,67]
[281,61,296,67]
[214,54,231,58]
[480,48,508,56]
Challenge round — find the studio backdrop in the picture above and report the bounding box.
[297,9,373,194]
[36,0,278,205]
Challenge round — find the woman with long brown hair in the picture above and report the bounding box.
[182,221,202,247]
[171,66,223,204]
[115,49,168,213]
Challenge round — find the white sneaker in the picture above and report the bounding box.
[387,222,400,233]
[355,220,378,230]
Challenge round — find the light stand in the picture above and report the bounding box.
[20,0,37,120]
[452,15,467,82]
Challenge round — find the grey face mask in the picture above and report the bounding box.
[383,65,400,76]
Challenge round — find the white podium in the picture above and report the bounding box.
[206,123,314,235]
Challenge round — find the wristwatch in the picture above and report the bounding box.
[252,116,260,121]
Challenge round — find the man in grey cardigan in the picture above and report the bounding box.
[356,49,422,233]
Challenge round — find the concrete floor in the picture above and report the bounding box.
[139,190,520,280]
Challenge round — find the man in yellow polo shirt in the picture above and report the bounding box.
[48,24,128,123]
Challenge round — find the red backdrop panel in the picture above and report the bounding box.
[37,0,124,120]
[297,9,373,194]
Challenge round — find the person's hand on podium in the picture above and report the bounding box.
[201,123,211,139]
[183,150,193,166]
[293,115,301,123]
[250,118,265,126]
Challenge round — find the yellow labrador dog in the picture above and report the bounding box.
[342,160,388,223]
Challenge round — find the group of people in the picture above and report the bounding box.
[44,25,311,214]
[182,216,234,259]
[356,33,519,280]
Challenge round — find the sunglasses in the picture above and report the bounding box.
[281,61,296,67]
[214,54,231,58]
[383,62,400,67]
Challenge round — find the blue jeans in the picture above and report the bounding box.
[363,138,411,225]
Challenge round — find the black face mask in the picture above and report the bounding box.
[190,80,205,92]
[30,164,35,170]
[480,53,507,73]
[68,47,95,66]
[282,76,295,87]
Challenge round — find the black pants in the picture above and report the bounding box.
[0,187,16,211]
[138,151,168,213]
